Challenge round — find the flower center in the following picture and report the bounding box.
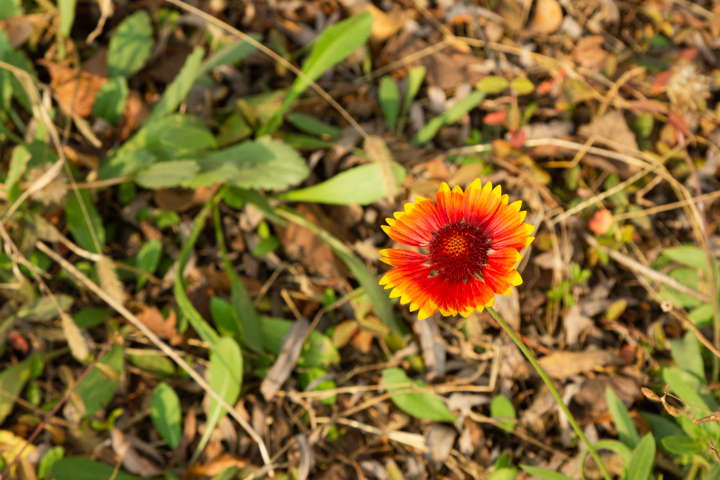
[428,221,490,282]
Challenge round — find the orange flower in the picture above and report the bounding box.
[380,181,535,320]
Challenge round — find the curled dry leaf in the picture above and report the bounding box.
[38,60,107,117]
[135,307,183,346]
[529,0,563,35]
[641,387,662,403]
[662,400,682,418]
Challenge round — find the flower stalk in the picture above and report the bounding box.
[486,306,611,480]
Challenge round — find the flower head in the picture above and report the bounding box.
[380,180,534,320]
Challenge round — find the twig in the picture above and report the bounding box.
[583,233,710,303]
[486,307,612,480]
[613,189,720,220]
[0,342,113,480]
[35,241,274,472]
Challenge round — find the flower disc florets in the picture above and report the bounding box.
[379,180,534,320]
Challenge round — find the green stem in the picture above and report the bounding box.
[486,307,611,480]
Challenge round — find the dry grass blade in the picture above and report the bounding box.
[35,241,273,471]
[364,136,398,203]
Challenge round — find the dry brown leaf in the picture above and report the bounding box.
[39,61,107,117]
[641,387,661,402]
[261,318,309,400]
[186,453,249,478]
[425,425,457,471]
[577,110,639,153]
[363,4,406,42]
[538,350,624,379]
[135,307,183,346]
[415,316,446,378]
[529,0,563,35]
[154,186,220,213]
[564,305,593,346]
[0,13,49,48]
[111,429,164,478]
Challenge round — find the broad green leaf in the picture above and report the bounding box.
[217,113,253,146]
[199,33,262,76]
[51,458,139,480]
[669,331,705,382]
[211,297,242,339]
[128,352,175,376]
[74,307,114,328]
[640,411,685,449]
[379,76,400,132]
[259,317,339,367]
[662,366,719,437]
[626,434,655,480]
[135,239,162,290]
[510,77,535,95]
[490,394,516,431]
[151,382,182,449]
[662,245,710,271]
[606,386,639,448]
[277,162,406,205]
[286,113,342,138]
[107,11,154,78]
[578,439,632,478]
[476,76,509,94]
[146,48,205,122]
[174,201,221,349]
[275,207,402,333]
[688,303,714,327]
[160,125,217,153]
[99,149,156,180]
[382,368,456,423]
[260,12,373,134]
[397,65,425,134]
[135,160,200,189]
[37,446,64,480]
[58,0,76,37]
[519,466,573,480]
[191,337,243,464]
[211,467,239,480]
[185,136,309,191]
[17,295,73,321]
[64,190,105,254]
[213,204,263,353]
[6,145,31,203]
[488,468,519,480]
[0,356,33,424]
[93,77,128,124]
[661,435,700,456]
[73,345,124,417]
[411,90,485,146]
[0,0,22,19]
[282,132,335,151]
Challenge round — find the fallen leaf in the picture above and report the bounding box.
[0,13,49,48]
[538,350,624,379]
[425,424,457,470]
[136,307,183,346]
[39,61,107,118]
[577,110,639,153]
[363,4,406,42]
[111,429,164,477]
[529,0,563,35]
[261,318,309,400]
[564,305,594,346]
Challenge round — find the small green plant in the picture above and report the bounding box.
[546,262,591,308]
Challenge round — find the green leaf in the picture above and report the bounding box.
[135,160,200,189]
[661,435,700,456]
[669,331,705,382]
[626,434,656,480]
[490,394,516,431]
[488,468,519,480]
[298,330,340,368]
[51,458,139,480]
[688,303,714,328]
[379,76,400,132]
[282,132,335,151]
[107,11,154,78]
[397,65,426,134]
[210,297,241,338]
[510,77,535,95]
[6,145,31,203]
[160,125,217,154]
[151,382,182,449]
[411,90,485,146]
[0,356,33,424]
[261,12,373,134]
[174,202,221,349]
[135,239,162,290]
[17,295,73,321]
[37,445,64,480]
[73,345,124,418]
[519,466,573,480]
[286,113,342,138]
[277,162,406,205]
[606,386,639,448]
[58,0,76,37]
[275,207,402,333]
[64,190,105,254]
[662,245,709,271]
[382,368,456,422]
[199,33,261,76]
[476,76,509,94]
[0,0,22,20]
[662,366,720,437]
[146,48,205,122]
[213,204,263,353]
[210,467,239,480]
[128,352,175,376]
[217,113,253,146]
[185,136,309,191]
[640,411,685,449]
[191,337,243,464]
[93,77,129,124]
[74,307,114,328]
